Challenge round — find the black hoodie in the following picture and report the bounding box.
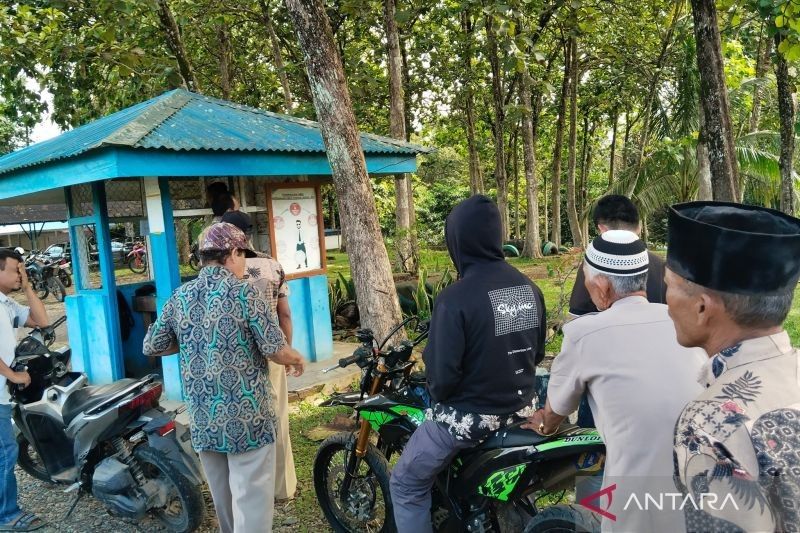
[423,195,546,415]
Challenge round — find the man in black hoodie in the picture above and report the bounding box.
[390,195,546,532]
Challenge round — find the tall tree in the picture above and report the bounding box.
[384,0,416,272]
[690,0,739,201]
[550,38,569,248]
[155,0,201,92]
[260,0,295,112]
[521,72,543,258]
[461,10,484,195]
[608,108,618,187]
[774,33,796,214]
[485,14,510,239]
[565,35,583,248]
[626,3,682,196]
[749,25,771,133]
[284,0,405,342]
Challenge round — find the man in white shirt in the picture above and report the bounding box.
[0,249,48,531]
[525,231,705,532]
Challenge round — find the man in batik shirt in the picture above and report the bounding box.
[143,222,305,533]
[665,201,800,532]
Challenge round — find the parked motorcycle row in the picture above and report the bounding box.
[16,248,71,302]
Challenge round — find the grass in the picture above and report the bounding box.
[286,401,351,531]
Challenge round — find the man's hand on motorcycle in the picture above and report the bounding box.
[10,370,31,387]
[521,408,551,435]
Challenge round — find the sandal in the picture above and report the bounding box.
[0,512,45,532]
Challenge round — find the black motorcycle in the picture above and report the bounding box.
[10,317,205,532]
[24,255,67,302]
[314,318,606,532]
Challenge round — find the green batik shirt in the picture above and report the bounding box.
[143,266,287,454]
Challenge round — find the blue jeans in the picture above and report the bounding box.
[0,403,20,524]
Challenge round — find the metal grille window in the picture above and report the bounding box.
[168,178,207,210]
[70,183,94,217]
[74,224,102,290]
[106,179,144,219]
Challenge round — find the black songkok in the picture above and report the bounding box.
[667,201,800,295]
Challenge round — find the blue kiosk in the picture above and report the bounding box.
[0,89,428,399]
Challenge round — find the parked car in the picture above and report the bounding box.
[44,243,70,261]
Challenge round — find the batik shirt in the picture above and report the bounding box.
[143,266,286,454]
[673,331,800,532]
[427,397,538,443]
[244,252,289,316]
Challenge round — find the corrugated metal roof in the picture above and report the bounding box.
[0,89,431,176]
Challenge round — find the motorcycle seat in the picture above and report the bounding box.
[474,421,583,450]
[62,379,139,426]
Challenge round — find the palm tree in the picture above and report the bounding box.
[608,31,789,217]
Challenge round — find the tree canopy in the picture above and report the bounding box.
[1,0,797,248]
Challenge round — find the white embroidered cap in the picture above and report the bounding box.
[585,230,649,276]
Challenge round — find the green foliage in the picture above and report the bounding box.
[409,266,455,320]
[328,272,357,321]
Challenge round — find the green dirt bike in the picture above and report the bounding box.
[313,317,607,533]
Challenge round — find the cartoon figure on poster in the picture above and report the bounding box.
[271,188,321,275]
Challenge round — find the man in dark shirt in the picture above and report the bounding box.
[569,195,666,317]
[390,195,547,532]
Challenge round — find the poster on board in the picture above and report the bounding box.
[270,187,322,276]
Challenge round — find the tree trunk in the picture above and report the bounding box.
[697,102,713,200]
[155,0,200,92]
[749,25,771,133]
[565,37,583,248]
[513,129,520,239]
[627,4,682,196]
[775,34,796,215]
[486,15,509,239]
[261,0,294,112]
[549,41,569,248]
[521,74,543,259]
[399,36,419,269]
[609,108,618,188]
[284,0,405,342]
[384,0,416,273]
[581,118,596,241]
[461,11,484,195]
[217,22,233,99]
[690,0,739,202]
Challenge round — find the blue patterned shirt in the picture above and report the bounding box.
[143,266,286,454]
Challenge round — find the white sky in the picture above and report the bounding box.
[26,78,61,143]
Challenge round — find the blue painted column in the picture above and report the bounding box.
[286,274,333,362]
[144,177,183,400]
[92,182,125,381]
[63,183,125,384]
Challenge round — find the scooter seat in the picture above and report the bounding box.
[62,379,139,426]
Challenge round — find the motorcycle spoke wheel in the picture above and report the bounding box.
[314,433,394,533]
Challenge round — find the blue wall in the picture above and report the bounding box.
[287,274,333,362]
[65,292,123,383]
